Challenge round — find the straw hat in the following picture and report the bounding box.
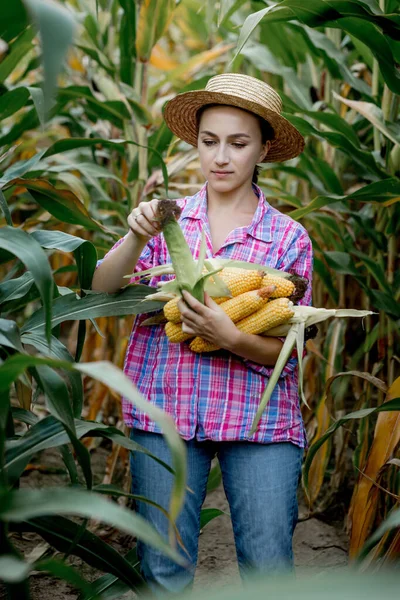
[163,73,304,163]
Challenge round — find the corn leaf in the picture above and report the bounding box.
[250,324,298,435]
[25,0,76,115]
[22,516,144,594]
[0,228,53,344]
[21,286,163,333]
[0,488,184,564]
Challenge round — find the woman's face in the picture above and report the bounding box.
[197,105,270,193]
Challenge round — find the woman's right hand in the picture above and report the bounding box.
[127,199,161,242]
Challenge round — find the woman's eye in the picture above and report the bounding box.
[233,143,246,148]
[202,140,216,146]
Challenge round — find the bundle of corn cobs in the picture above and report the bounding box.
[163,267,309,353]
[126,199,374,433]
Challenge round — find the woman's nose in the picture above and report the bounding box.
[215,144,230,165]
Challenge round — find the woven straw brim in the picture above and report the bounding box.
[163,91,304,163]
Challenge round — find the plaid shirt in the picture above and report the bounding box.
[101,184,313,447]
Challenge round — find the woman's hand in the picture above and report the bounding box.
[178,291,240,351]
[127,199,161,242]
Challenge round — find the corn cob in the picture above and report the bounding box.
[165,321,193,343]
[218,267,264,297]
[164,270,266,323]
[164,296,183,323]
[261,273,309,302]
[190,296,293,353]
[261,274,295,298]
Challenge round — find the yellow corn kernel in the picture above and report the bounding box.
[189,286,276,353]
[261,274,295,298]
[165,321,193,343]
[163,297,182,323]
[189,337,219,353]
[236,298,294,336]
[218,268,264,297]
[219,286,276,323]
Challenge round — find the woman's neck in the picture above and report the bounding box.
[206,181,259,216]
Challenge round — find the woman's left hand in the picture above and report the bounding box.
[178,291,240,350]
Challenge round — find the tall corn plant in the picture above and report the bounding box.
[229,0,400,562]
[0,1,188,596]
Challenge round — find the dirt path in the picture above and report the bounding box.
[194,484,348,590]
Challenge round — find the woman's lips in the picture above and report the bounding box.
[212,171,233,177]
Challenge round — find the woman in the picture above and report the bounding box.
[92,73,313,595]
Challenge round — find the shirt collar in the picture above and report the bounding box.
[180,183,272,244]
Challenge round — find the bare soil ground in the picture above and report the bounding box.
[3,445,348,599]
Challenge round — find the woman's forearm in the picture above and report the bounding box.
[91,231,146,293]
[226,331,283,367]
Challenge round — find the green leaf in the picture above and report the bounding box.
[11,407,38,427]
[5,415,174,482]
[290,178,400,220]
[22,286,164,333]
[235,1,400,93]
[0,272,34,305]
[297,24,372,98]
[119,0,136,86]
[77,547,140,600]
[283,113,385,178]
[0,227,53,344]
[200,508,226,530]
[6,178,113,235]
[323,251,360,276]
[30,230,98,291]
[25,0,76,115]
[0,87,29,120]
[34,365,76,434]
[0,553,95,595]
[0,0,29,42]
[332,93,400,146]
[1,487,185,564]
[0,319,24,353]
[352,249,391,293]
[22,516,145,594]
[76,361,187,523]
[240,43,312,110]
[0,189,13,227]
[20,332,83,419]
[0,150,47,187]
[0,26,35,84]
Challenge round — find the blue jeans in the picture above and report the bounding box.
[130,429,303,595]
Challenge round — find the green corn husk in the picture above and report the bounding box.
[249,307,376,436]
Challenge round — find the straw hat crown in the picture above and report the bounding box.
[163,73,304,163]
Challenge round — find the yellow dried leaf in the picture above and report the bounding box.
[348,376,400,558]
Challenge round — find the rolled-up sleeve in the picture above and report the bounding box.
[96,234,158,284]
[243,230,313,378]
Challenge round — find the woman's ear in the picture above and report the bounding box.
[259,140,271,162]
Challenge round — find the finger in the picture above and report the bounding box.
[133,213,158,237]
[204,292,218,309]
[182,290,207,315]
[182,322,196,335]
[141,200,161,229]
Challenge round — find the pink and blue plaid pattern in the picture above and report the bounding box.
[102,184,313,447]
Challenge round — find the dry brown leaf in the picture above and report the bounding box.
[348,376,400,558]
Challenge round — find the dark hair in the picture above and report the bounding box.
[196,104,275,184]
